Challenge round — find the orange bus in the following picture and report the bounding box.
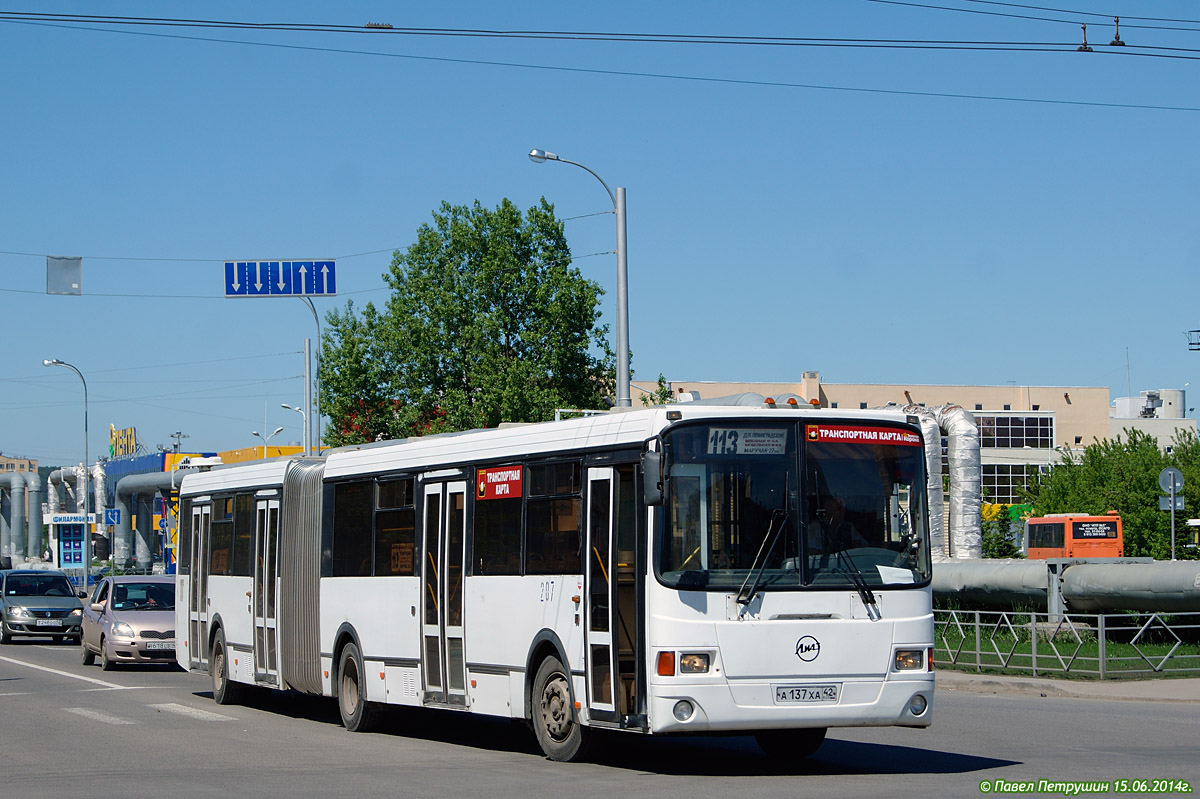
[1024,512,1123,559]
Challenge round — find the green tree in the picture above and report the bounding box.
[320,198,614,445]
[639,373,674,406]
[1024,428,1198,559]
[981,513,1023,559]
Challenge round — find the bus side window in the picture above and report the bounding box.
[525,462,582,575]
[331,480,373,577]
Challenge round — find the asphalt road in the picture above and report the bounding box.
[1,636,1196,799]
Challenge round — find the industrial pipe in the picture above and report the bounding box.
[115,470,194,570]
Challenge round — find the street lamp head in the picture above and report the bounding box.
[252,431,261,438]
[43,358,63,367]
[529,148,559,164]
[271,426,284,437]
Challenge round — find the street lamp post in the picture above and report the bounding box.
[299,299,322,452]
[529,148,631,407]
[282,403,309,454]
[43,358,89,583]
[252,426,285,460]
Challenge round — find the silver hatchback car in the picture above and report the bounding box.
[1,569,86,644]
[80,575,177,670]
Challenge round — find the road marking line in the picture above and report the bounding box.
[64,707,136,725]
[0,692,32,696]
[0,654,134,690]
[149,702,235,722]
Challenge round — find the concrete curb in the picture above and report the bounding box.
[935,669,1200,703]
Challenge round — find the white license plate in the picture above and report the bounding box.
[35,619,62,627]
[145,641,175,650]
[774,683,840,704]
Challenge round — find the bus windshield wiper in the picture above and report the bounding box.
[737,508,788,606]
[835,548,881,621]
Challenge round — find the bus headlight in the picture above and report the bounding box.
[672,700,695,722]
[893,649,924,671]
[908,694,928,716]
[679,653,710,673]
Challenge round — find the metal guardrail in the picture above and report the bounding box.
[934,609,1200,678]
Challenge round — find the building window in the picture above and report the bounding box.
[1003,404,1011,411]
[981,464,1037,504]
[977,415,1054,449]
[1032,405,1040,411]
[975,404,983,411]
[859,402,867,409]
[830,402,838,408]
[1074,436,1082,445]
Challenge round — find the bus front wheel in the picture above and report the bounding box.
[754,727,827,760]
[531,656,590,762]
[211,629,246,705]
[337,642,380,732]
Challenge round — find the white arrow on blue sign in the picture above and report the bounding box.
[224,261,336,297]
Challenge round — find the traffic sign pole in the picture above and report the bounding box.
[1159,467,1185,561]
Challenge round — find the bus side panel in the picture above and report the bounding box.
[464,574,583,719]
[320,576,421,705]
[208,575,255,682]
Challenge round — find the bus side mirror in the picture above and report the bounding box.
[642,450,663,506]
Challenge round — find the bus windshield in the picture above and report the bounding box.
[657,421,931,591]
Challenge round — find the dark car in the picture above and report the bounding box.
[80,575,176,669]
[0,569,86,644]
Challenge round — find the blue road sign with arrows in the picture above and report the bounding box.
[224,261,336,297]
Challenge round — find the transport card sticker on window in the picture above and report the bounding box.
[477,466,523,499]
[806,425,921,446]
[706,428,786,455]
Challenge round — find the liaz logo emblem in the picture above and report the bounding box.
[795,635,821,662]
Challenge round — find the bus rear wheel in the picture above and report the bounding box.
[338,642,380,732]
[211,629,246,705]
[531,656,590,762]
[754,727,827,760]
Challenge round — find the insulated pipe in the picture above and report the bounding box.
[932,559,1049,606]
[1060,561,1200,612]
[936,404,982,559]
[115,470,194,570]
[91,462,106,527]
[8,473,26,561]
[23,471,43,559]
[0,483,10,561]
[933,559,1200,612]
[46,470,64,515]
[135,496,152,567]
[58,465,80,512]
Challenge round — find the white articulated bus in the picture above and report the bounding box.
[176,405,934,761]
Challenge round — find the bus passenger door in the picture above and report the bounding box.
[585,468,619,718]
[252,496,280,685]
[421,480,468,707]
[188,503,210,669]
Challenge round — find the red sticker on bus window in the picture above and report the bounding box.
[477,466,523,500]
[806,425,922,446]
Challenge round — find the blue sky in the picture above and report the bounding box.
[2,1,1198,465]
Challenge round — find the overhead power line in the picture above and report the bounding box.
[3,10,1200,49]
[4,18,1198,112]
[866,0,1200,33]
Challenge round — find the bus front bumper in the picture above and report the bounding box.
[647,675,934,734]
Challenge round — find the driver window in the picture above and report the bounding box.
[95,582,110,605]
